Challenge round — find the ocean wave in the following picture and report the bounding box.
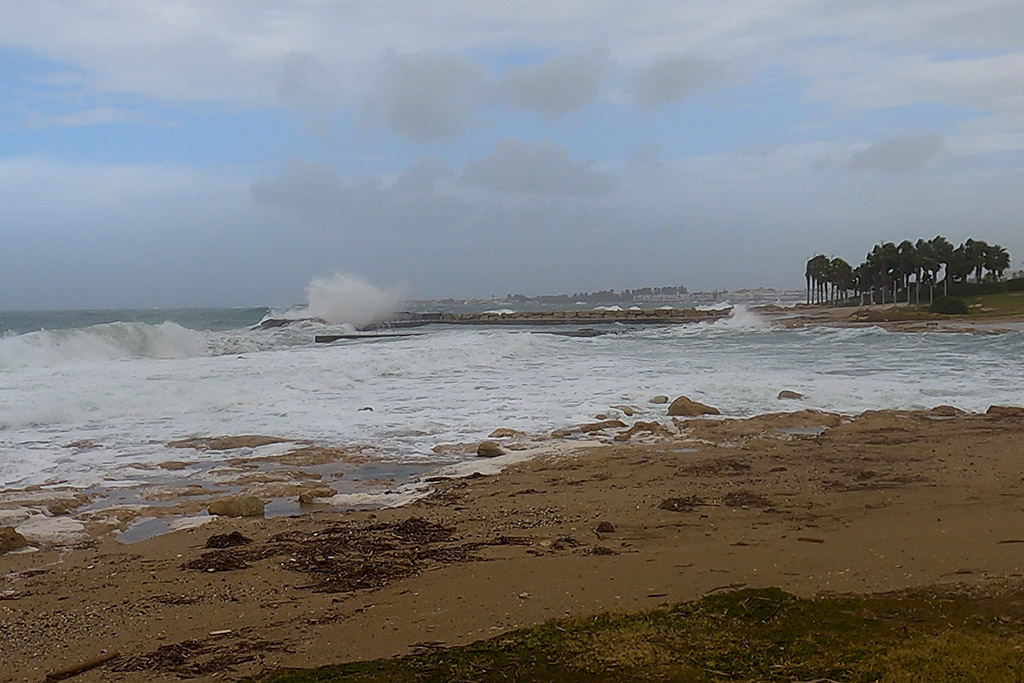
[0,322,209,368]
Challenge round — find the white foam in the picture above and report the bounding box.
[1,319,1022,494]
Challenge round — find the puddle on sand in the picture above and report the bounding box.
[117,517,172,544]
[115,459,442,544]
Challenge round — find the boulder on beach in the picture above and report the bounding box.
[488,428,526,439]
[207,495,265,518]
[476,441,506,458]
[930,405,965,417]
[777,390,804,400]
[0,526,28,553]
[298,486,338,505]
[611,405,636,417]
[667,396,720,417]
[579,419,627,433]
[649,395,669,405]
[613,421,675,442]
[987,405,1024,418]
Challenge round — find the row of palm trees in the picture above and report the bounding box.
[805,237,1013,305]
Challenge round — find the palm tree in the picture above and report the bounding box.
[948,245,973,283]
[829,257,855,304]
[963,238,990,283]
[930,235,954,295]
[915,238,939,302]
[805,254,830,304]
[897,240,920,303]
[985,245,1011,280]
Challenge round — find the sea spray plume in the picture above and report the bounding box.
[305,273,407,326]
[718,304,770,331]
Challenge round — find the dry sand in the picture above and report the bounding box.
[3,406,1024,681]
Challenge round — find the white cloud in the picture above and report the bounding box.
[462,139,617,196]
[499,50,610,118]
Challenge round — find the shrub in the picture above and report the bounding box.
[1006,278,1024,292]
[948,281,1007,296]
[930,296,969,315]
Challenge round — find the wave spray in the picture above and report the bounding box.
[305,273,406,326]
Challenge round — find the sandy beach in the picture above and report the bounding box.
[4,402,1024,681]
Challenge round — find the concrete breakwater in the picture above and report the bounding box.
[365,306,732,329]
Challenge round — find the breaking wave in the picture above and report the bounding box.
[0,322,208,369]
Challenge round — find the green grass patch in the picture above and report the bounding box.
[245,586,1024,682]
[960,292,1024,317]
[847,291,1024,322]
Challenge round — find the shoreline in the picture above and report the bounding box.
[4,405,1024,681]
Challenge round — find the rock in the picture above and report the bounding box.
[611,405,636,417]
[613,421,674,442]
[595,521,615,534]
[476,441,506,458]
[45,498,82,517]
[930,405,964,417]
[207,495,265,518]
[777,390,804,400]
[987,405,1024,418]
[14,516,86,546]
[649,395,669,404]
[298,486,337,505]
[579,419,627,433]
[157,460,192,471]
[594,413,608,420]
[667,396,720,417]
[488,428,525,439]
[255,316,327,330]
[169,435,290,451]
[0,527,28,553]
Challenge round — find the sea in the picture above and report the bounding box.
[2,303,1023,498]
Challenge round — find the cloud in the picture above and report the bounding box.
[277,52,340,138]
[847,131,944,173]
[462,139,617,196]
[392,156,451,194]
[631,54,728,108]
[364,50,485,143]
[499,50,610,118]
[251,161,348,224]
[251,159,470,232]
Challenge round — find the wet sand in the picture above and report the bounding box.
[4,406,1024,681]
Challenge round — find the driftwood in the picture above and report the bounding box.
[44,651,120,681]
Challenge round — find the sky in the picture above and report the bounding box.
[1,1,1023,309]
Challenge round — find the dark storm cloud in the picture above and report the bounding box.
[461,139,618,196]
[499,50,610,119]
[277,52,340,138]
[631,54,728,108]
[847,131,944,174]
[364,50,485,143]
